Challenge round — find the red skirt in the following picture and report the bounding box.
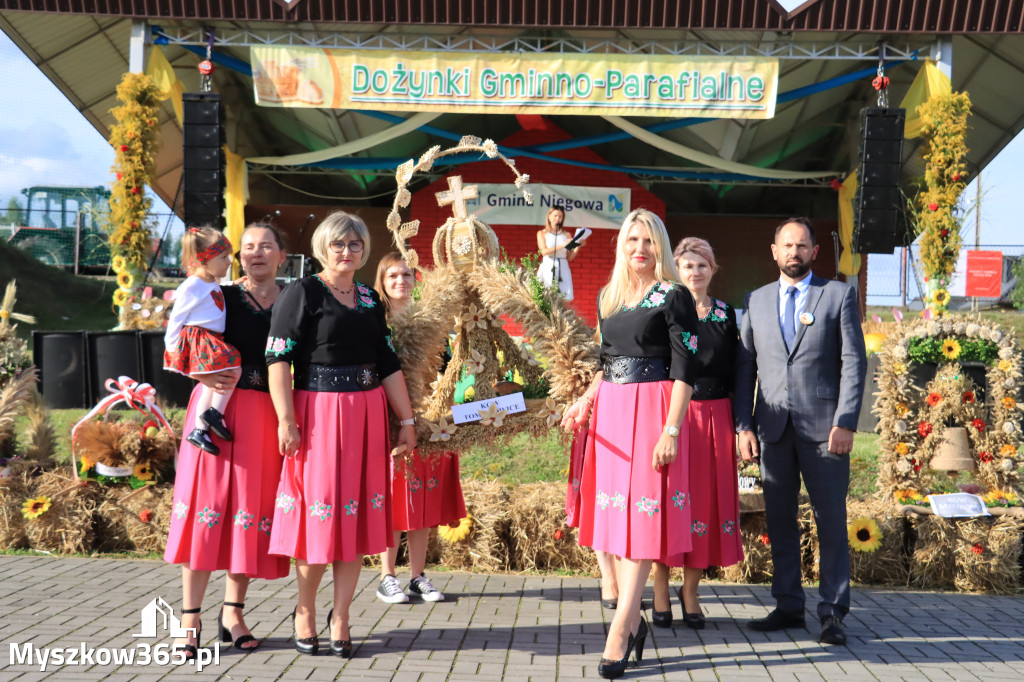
[576,380,692,561]
[565,424,588,528]
[164,385,291,579]
[268,387,394,564]
[163,325,241,376]
[391,450,466,532]
[676,397,744,569]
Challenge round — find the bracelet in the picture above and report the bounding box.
[399,418,415,426]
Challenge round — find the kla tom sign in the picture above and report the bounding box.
[965,250,1003,298]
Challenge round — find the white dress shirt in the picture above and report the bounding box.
[777,270,813,335]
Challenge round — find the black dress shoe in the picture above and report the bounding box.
[749,608,806,632]
[597,632,635,679]
[819,615,847,645]
[651,607,672,628]
[200,407,233,441]
[682,610,706,630]
[290,609,319,655]
[186,428,220,455]
[326,608,353,658]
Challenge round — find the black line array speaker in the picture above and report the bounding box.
[139,331,197,408]
[86,331,143,407]
[32,331,89,409]
[183,92,225,229]
[853,107,907,254]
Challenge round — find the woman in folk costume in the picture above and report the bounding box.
[163,226,241,455]
[266,212,417,658]
[561,208,698,679]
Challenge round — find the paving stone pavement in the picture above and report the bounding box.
[1,555,1022,680]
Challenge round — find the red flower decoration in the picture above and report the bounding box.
[979,451,993,463]
[918,422,933,438]
[972,418,986,432]
[116,171,122,180]
[759,533,771,546]
[971,543,984,555]
[912,458,922,472]
[139,509,154,523]
[553,529,564,541]
[952,173,961,182]
[962,391,975,403]
[928,202,939,211]
[131,187,140,194]
[120,145,129,152]
[829,178,843,191]
[940,229,949,237]
[926,393,942,407]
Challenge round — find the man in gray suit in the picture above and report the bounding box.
[734,218,866,646]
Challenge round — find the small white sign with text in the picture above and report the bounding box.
[927,493,991,518]
[451,393,527,424]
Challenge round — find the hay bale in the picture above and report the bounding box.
[847,498,909,587]
[507,481,598,574]
[953,516,1023,594]
[909,515,957,590]
[439,478,512,572]
[0,475,30,549]
[24,468,100,554]
[94,484,174,554]
[721,512,773,583]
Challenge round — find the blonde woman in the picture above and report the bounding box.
[266,212,417,658]
[562,208,698,678]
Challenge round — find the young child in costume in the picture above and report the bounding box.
[163,226,242,455]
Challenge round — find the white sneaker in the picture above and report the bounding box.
[408,574,444,602]
[376,574,410,604]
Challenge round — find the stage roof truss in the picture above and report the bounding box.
[153,27,923,61]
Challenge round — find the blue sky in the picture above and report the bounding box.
[1,31,1021,301]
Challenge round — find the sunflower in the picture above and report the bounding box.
[21,495,52,519]
[116,270,134,290]
[848,517,883,553]
[112,289,129,307]
[438,513,474,543]
[940,338,961,360]
[1002,397,1017,409]
[79,454,95,473]
[133,463,154,481]
[932,289,951,306]
[112,255,127,272]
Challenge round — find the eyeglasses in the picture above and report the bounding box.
[328,240,364,254]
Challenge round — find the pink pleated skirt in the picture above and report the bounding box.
[164,385,291,580]
[268,387,393,564]
[576,379,692,561]
[673,397,744,569]
[391,450,466,532]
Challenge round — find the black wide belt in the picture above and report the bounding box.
[693,377,730,401]
[237,364,270,392]
[601,356,670,384]
[294,363,380,393]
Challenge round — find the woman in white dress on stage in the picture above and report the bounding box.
[535,205,587,301]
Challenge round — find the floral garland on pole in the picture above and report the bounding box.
[106,73,161,313]
[874,316,1023,508]
[915,91,971,315]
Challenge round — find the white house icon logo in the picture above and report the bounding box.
[133,597,196,639]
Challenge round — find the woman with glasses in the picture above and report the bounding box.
[266,212,417,658]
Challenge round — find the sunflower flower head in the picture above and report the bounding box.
[22,495,52,520]
[848,517,883,553]
[940,338,961,360]
[932,289,951,306]
[116,270,134,290]
[437,513,474,543]
[133,463,154,481]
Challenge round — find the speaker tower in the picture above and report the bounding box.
[182,92,225,229]
[853,107,907,254]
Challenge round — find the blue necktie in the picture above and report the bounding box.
[783,285,798,351]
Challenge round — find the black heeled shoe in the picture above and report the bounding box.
[290,609,319,655]
[217,601,258,651]
[633,617,649,664]
[200,407,233,441]
[597,631,636,679]
[677,587,706,629]
[326,608,353,658]
[651,603,673,628]
[174,607,202,660]
[598,584,618,609]
[186,428,220,455]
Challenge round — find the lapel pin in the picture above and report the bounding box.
[799,312,814,325]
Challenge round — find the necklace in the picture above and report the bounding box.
[318,274,355,296]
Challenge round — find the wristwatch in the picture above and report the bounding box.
[399,418,415,426]
[664,425,680,437]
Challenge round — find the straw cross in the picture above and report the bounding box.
[435,175,478,220]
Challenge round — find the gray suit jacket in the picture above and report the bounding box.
[734,274,867,444]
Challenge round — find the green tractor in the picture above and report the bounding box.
[3,185,112,272]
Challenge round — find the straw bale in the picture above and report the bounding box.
[952,516,1023,594]
[846,497,910,586]
[439,478,511,572]
[24,468,100,554]
[721,512,773,583]
[0,474,30,549]
[94,484,174,554]
[908,515,957,589]
[507,481,598,574]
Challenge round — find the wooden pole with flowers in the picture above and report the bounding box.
[106,73,162,317]
[915,91,971,316]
